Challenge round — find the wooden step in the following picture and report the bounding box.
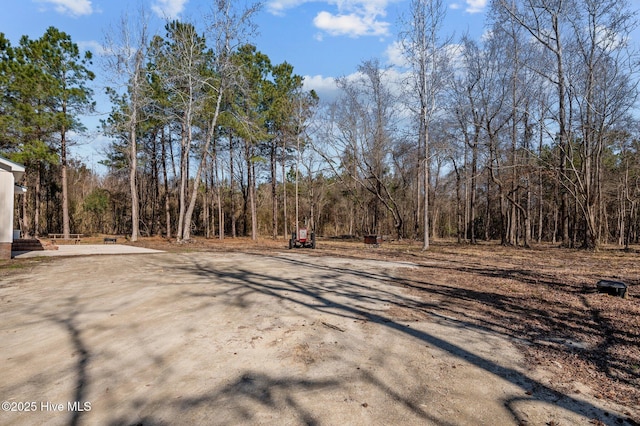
[11,239,45,252]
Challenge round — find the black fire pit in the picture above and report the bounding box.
[596,280,628,298]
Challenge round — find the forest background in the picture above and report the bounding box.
[2,0,640,250]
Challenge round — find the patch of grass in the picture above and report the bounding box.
[0,257,52,273]
[0,262,28,270]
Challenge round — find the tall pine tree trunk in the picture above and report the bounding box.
[176,122,189,241]
[249,148,258,240]
[129,109,139,242]
[282,146,288,239]
[61,118,70,239]
[271,143,277,239]
[230,131,236,238]
[161,128,171,239]
[214,136,224,240]
[183,92,223,241]
[34,163,41,237]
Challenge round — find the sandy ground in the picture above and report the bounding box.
[0,251,635,425]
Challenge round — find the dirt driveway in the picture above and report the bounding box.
[0,251,634,425]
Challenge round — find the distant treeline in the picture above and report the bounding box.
[3,0,640,249]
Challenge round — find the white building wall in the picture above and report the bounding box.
[0,168,15,244]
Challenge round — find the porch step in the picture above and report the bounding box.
[11,239,48,252]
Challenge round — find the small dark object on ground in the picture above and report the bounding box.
[596,280,628,298]
[321,321,345,332]
[104,237,117,244]
[364,235,382,247]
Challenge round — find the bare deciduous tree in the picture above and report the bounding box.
[321,59,406,239]
[399,0,450,250]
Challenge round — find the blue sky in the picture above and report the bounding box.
[0,0,490,165]
[0,0,489,88]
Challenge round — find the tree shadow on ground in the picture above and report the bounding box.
[30,298,92,426]
[395,259,639,395]
[6,252,637,425]
[167,253,637,425]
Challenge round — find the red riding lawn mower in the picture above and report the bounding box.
[289,227,316,249]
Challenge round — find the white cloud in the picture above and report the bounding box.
[313,11,389,37]
[384,41,407,68]
[313,0,395,38]
[267,0,311,16]
[465,0,487,14]
[447,0,486,13]
[481,29,493,42]
[151,0,188,19]
[595,24,629,52]
[444,42,464,70]
[77,40,108,56]
[303,74,340,103]
[268,0,397,38]
[36,0,93,16]
[386,40,463,72]
[314,68,415,125]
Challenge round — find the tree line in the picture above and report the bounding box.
[2,0,640,250]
